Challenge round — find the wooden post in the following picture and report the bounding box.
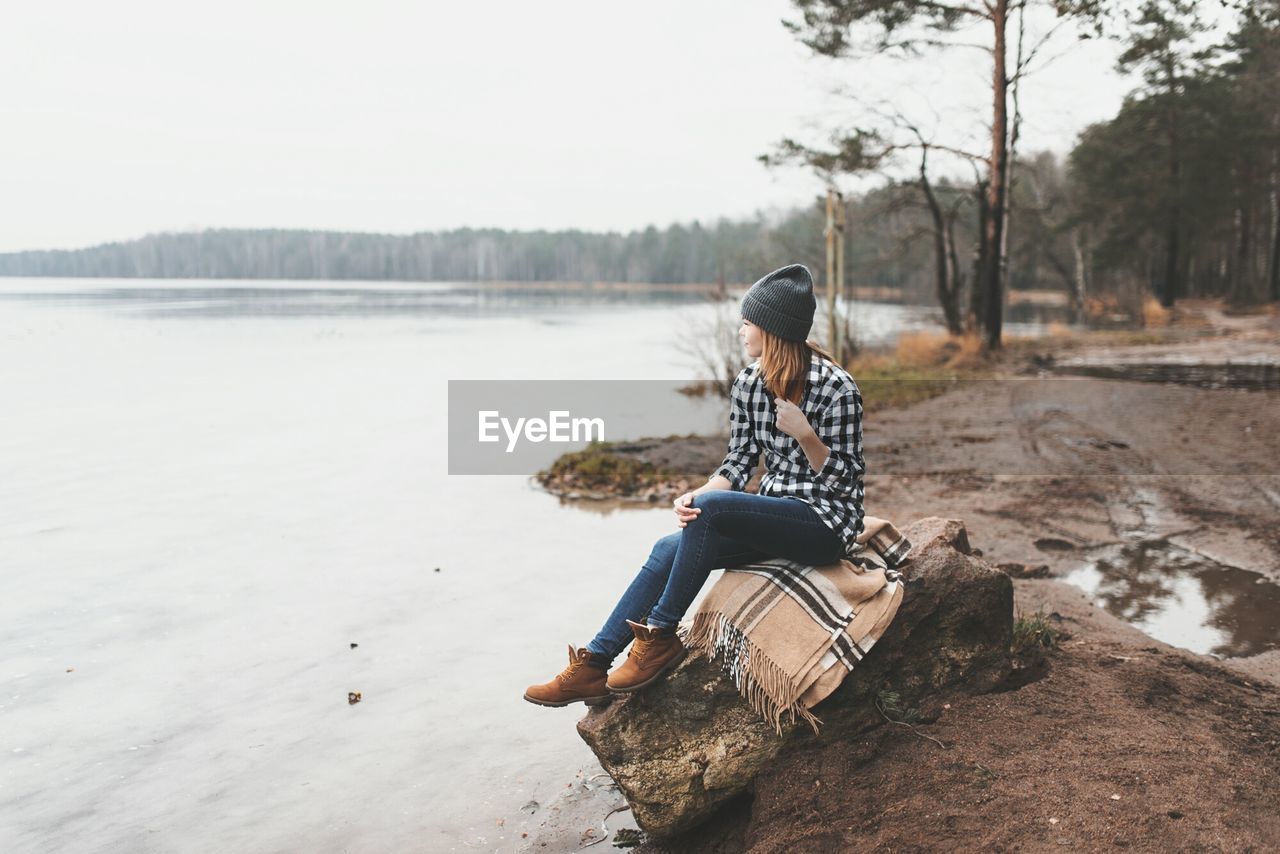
[825,189,837,356]
[834,191,846,364]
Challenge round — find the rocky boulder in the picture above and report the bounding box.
[575,517,1014,839]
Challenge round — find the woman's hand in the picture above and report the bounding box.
[775,397,816,441]
[673,490,702,528]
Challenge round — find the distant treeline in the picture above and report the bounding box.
[0,220,818,288]
[0,210,999,302]
[0,194,1109,304]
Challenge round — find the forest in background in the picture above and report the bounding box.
[1,2,1276,329]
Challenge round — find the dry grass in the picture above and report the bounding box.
[1080,291,1183,328]
[892,330,989,371]
[847,331,996,413]
[1142,296,1171,327]
[1083,294,1120,320]
[1045,321,1076,338]
[1103,330,1168,346]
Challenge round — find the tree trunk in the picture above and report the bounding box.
[999,1,1024,330]
[825,189,838,351]
[1269,144,1280,302]
[1231,201,1253,305]
[1163,195,1181,307]
[980,0,1010,350]
[920,149,963,335]
[1162,56,1182,308]
[969,179,990,334]
[947,205,966,327]
[835,193,847,362]
[1070,229,1089,323]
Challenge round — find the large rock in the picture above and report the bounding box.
[576,517,1013,839]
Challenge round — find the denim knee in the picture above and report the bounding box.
[649,531,680,565]
[688,489,735,522]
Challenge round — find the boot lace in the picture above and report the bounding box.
[557,652,586,683]
[630,634,659,664]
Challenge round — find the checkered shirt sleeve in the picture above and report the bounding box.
[812,384,864,495]
[712,369,760,491]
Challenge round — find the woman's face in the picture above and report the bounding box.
[739,317,764,359]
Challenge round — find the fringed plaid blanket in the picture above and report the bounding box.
[676,517,911,736]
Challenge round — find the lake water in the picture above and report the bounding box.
[0,279,937,853]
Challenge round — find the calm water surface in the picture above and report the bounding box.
[0,279,935,853]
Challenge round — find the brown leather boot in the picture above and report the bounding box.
[606,619,687,693]
[523,644,612,707]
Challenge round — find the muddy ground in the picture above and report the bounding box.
[523,303,1280,852]
[639,582,1280,853]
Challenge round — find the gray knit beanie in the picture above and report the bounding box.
[740,263,816,343]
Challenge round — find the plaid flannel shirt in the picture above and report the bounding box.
[710,354,866,558]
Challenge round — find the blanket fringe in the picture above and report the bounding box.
[680,611,825,737]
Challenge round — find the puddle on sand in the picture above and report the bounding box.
[1064,541,1280,658]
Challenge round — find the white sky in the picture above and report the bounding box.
[0,1,1197,253]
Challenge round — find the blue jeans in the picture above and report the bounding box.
[584,490,845,665]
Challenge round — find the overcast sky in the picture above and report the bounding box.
[0,1,1200,253]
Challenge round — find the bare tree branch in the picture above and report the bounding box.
[1010,18,1071,82]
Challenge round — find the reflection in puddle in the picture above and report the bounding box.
[1064,541,1280,658]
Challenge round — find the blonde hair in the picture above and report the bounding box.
[758,331,839,406]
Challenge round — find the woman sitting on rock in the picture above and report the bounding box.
[524,263,867,707]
